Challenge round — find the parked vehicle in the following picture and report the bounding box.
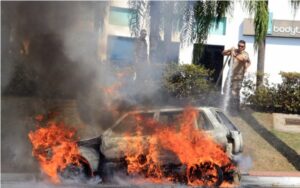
[63,107,243,185]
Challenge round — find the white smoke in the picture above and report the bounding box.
[235,154,253,173]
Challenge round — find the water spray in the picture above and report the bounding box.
[222,49,235,112]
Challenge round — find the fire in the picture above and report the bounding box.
[28,108,237,186]
[121,107,237,186]
[28,115,81,183]
[21,38,30,55]
[102,68,134,96]
[103,82,122,95]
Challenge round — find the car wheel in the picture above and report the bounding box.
[59,156,93,183]
[187,161,223,186]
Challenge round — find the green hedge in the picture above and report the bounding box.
[243,72,300,114]
[162,63,219,104]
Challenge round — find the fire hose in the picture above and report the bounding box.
[215,49,235,88]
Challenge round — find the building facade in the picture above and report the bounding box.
[100,0,300,87]
[183,0,300,85]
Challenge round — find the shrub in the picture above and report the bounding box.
[242,72,300,114]
[162,63,219,104]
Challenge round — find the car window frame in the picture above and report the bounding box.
[197,111,214,131]
[214,110,238,131]
[157,110,187,131]
[156,109,214,131]
[106,111,157,136]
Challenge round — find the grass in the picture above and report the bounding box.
[271,130,300,154]
[229,110,300,172]
[252,111,300,154]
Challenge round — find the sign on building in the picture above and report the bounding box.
[243,18,300,38]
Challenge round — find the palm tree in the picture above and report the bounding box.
[244,0,299,86]
[128,0,179,63]
[243,1,268,86]
[181,1,232,44]
[291,0,300,16]
[128,0,231,64]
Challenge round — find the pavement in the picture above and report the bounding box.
[241,171,300,187]
[2,172,300,188]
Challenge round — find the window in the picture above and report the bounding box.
[158,111,212,131]
[198,112,213,130]
[107,36,135,66]
[158,111,184,132]
[209,17,226,35]
[112,113,155,136]
[109,7,131,27]
[215,111,238,131]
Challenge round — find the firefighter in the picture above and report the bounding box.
[134,29,149,81]
[222,40,251,111]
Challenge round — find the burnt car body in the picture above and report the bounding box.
[69,107,243,185]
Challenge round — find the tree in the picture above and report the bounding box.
[244,0,299,86]
[181,1,232,44]
[291,0,300,16]
[129,0,299,86]
[243,1,268,86]
[128,0,231,64]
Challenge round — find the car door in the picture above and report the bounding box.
[213,110,243,154]
[199,109,228,148]
[101,112,156,159]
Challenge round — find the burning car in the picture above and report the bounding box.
[71,106,243,186]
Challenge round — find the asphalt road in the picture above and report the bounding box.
[2,173,300,188]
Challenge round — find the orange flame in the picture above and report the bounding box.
[28,118,81,183]
[121,107,236,186]
[102,68,134,96]
[103,82,122,95]
[21,38,30,55]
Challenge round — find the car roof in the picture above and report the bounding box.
[105,106,227,135]
[125,106,221,114]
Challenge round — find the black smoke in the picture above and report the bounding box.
[1,1,110,174]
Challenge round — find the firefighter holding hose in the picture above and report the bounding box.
[222,40,251,111]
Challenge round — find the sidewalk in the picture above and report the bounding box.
[241,171,300,187]
[2,172,300,188]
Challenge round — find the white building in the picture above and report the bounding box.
[202,0,300,86]
[100,0,300,87]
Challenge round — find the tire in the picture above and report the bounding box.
[59,156,93,183]
[187,161,223,186]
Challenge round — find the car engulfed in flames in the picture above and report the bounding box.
[29,107,243,186]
